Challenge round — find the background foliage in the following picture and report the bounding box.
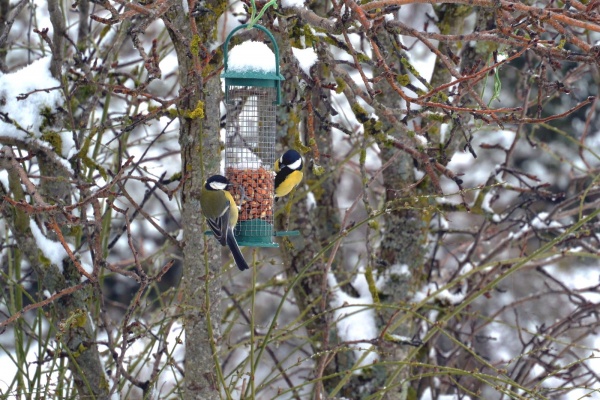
[1,0,599,399]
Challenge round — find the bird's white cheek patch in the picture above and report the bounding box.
[288,159,302,170]
[210,182,228,190]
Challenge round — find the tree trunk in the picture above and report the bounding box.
[166,1,226,398]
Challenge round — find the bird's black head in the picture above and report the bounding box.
[280,149,303,171]
[205,175,231,191]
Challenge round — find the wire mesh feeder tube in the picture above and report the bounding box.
[225,87,278,246]
[222,24,297,247]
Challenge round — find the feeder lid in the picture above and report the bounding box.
[222,24,284,83]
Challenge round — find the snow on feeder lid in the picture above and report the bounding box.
[228,41,277,74]
[221,24,297,247]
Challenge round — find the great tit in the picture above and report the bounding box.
[274,150,304,201]
[200,175,249,271]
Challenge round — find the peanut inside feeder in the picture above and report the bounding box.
[227,167,274,221]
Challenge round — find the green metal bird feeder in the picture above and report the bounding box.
[222,24,297,247]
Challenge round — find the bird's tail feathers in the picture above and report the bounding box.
[226,229,250,271]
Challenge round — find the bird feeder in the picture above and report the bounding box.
[221,24,297,247]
